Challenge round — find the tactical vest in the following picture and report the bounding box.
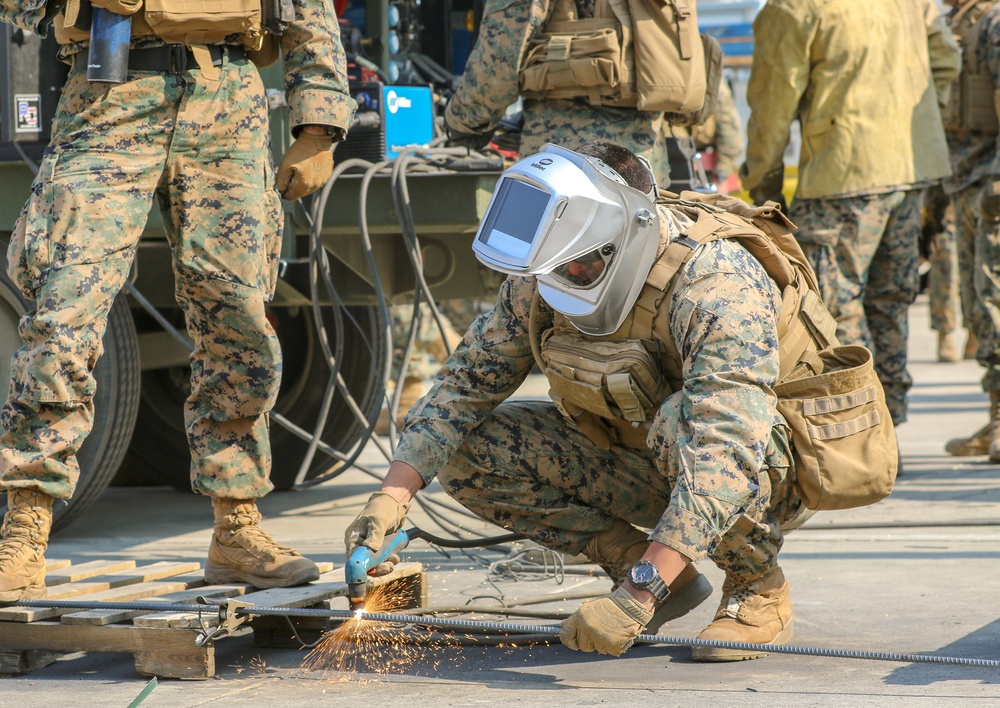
[532,193,898,511]
[518,0,720,122]
[53,0,292,67]
[943,0,999,136]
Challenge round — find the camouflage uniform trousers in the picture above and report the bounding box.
[953,181,1000,391]
[927,204,961,334]
[0,58,282,501]
[790,190,922,424]
[391,303,463,381]
[393,299,488,382]
[438,400,807,581]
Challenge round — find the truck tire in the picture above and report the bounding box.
[0,265,141,533]
[125,303,386,491]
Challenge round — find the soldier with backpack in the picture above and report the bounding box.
[344,141,897,660]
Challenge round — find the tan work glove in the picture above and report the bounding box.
[90,0,143,15]
[747,166,788,213]
[276,133,333,201]
[344,491,409,575]
[560,586,653,656]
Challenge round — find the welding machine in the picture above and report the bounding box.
[335,83,435,163]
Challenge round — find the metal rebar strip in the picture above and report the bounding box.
[14,600,999,668]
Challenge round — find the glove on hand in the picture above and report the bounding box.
[445,122,494,151]
[980,180,1000,222]
[276,133,333,201]
[748,166,788,213]
[559,585,653,656]
[91,0,143,14]
[344,491,409,573]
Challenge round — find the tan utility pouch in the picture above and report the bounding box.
[144,0,261,45]
[943,72,1000,135]
[628,0,704,113]
[541,327,670,425]
[664,33,721,127]
[775,345,898,511]
[520,18,633,105]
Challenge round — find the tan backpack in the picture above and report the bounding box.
[518,0,719,119]
[534,193,898,511]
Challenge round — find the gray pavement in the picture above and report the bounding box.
[2,295,1000,707]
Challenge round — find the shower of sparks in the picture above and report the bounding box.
[301,584,442,677]
[300,585,556,680]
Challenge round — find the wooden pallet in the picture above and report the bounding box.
[0,558,426,679]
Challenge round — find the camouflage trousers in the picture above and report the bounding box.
[1,59,281,500]
[392,303,463,381]
[951,182,1000,391]
[520,99,671,188]
[438,401,806,580]
[790,190,922,424]
[927,204,961,334]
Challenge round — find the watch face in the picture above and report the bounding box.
[631,562,655,585]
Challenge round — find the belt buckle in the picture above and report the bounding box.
[169,45,188,74]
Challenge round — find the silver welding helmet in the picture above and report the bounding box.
[472,143,661,335]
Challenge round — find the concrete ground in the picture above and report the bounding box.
[2,295,1000,707]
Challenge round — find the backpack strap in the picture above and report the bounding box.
[632,211,734,342]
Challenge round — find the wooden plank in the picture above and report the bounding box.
[0,562,209,619]
[0,621,214,679]
[0,578,199,622]
[43,560,71,572]
[0,649,62,675]
[135,565,353,630]
[45,560,137,587]
[61,584,249,626]
[99,561,202,585]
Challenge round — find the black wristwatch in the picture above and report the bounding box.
[627,560,671,603]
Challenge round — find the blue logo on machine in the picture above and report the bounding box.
[382,85,433,159]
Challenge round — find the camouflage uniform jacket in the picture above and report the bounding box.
[444,0,668,179]
[942,1,1000,195]
[36,1,355,136]
[742,0,959,199]
[394,207,786,561]
[690,80,744,180]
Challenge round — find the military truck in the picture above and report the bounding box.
[0,0,502,529]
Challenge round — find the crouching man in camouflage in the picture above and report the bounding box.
[0,0,355,602]
[346,141,812,661]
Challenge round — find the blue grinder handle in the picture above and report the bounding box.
[346,527,413,588]
[87,7,132,84]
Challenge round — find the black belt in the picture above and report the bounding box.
[126,44,248,74]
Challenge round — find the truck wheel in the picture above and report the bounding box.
[125,303,386,491]
[0,265,141,533]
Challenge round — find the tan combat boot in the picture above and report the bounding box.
[965,331,979,360]
[205,498,320,588]
[582,518,713,632]
[987,391,1000,464]
[937,331,959,363]
[0,489,54,603]
[946,390,1000,457]
[691,567,792,662]
[374,376,425,436]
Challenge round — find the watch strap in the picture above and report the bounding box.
[629,560,671,603]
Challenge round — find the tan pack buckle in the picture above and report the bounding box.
[169,45,188,74]
[547,36,573,61]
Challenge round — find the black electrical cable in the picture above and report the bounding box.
[410,529,523,549]
[292,158,396,489]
